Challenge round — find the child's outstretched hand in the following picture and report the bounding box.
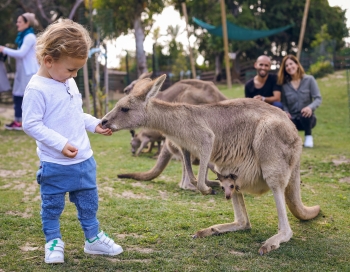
[62,142,78,158]
[95,123,113,136]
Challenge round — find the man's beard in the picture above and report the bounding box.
[258,70,268,78]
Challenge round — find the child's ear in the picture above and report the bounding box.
[43,55,54,67]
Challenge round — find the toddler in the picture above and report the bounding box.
[22,19,123,264]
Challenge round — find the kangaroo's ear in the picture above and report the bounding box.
[146,74,166,101]
[139,71,153,79]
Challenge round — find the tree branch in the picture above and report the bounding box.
[0,0,11,10]
[69,0,84,20]
[36,0,52,24]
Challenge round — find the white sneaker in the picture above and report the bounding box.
[45,238,64,264]
[304,135,314,148]
[84,231,123,256]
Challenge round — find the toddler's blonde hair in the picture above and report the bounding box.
[36,19,92,64]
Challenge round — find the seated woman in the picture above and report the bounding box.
[277,55,322,148]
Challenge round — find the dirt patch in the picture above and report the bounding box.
[6,208,32,218]
[332,157,350,166]
[13,183,27,190]
[0,169,27,178]
[101,188,151,199]
[22,180,40,202]
[131,181,153,189]
[103,186,114,192]
[339,177,350,184]
[229,250,245,256]
[158,190,168,199]
[116,233,145,239]
[0,178,39,203]
[127,246,154,254]
[0,104,13,120]
[106,258,152,264]
[19,243,39,252]
[120,191,151,199]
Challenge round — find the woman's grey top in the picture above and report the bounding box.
[281,74,322,119]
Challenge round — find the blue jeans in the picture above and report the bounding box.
[36,156,99,242]
[13,95,23,122]
[272,101,283,109]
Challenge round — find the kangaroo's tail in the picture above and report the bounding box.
[285,164,320,220]
[117,143,172,181]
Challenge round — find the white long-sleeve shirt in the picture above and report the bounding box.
[22,75,100,165]
[3,33,39,76]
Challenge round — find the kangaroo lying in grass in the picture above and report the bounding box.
[102,75,320,255]
[130,129,164,156]
[119,76,227,190]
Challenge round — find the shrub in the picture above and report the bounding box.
[338,47,350,56]
[308,60,334,78]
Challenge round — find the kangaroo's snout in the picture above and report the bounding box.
[101,119,108,127]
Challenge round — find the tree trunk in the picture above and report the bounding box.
[134,15,148,76]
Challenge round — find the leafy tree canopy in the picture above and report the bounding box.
[171,0,349,64]
[93,0,165,39]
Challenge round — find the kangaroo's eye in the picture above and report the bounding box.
[230,185,234,189]
[121,108,129,113]
[221,187,224,191]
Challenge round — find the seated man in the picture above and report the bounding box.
[244,55,282,109]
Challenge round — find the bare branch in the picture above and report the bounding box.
[69,0,84,20]
[36,0,52,24]
[0,0,11,10]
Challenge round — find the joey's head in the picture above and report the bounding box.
[101,74,166,131]
[216,173,238,200]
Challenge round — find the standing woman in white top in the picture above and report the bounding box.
[0,13,39,130]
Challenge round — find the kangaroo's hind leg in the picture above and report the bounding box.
[258,183,293,255]
[179,151,197,191]
[193,191,251,238]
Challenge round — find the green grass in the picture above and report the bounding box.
[0,71,349,271]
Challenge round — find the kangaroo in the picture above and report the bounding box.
[119,76,227,190]
[101,75,320,255]
[130,129,164,156]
